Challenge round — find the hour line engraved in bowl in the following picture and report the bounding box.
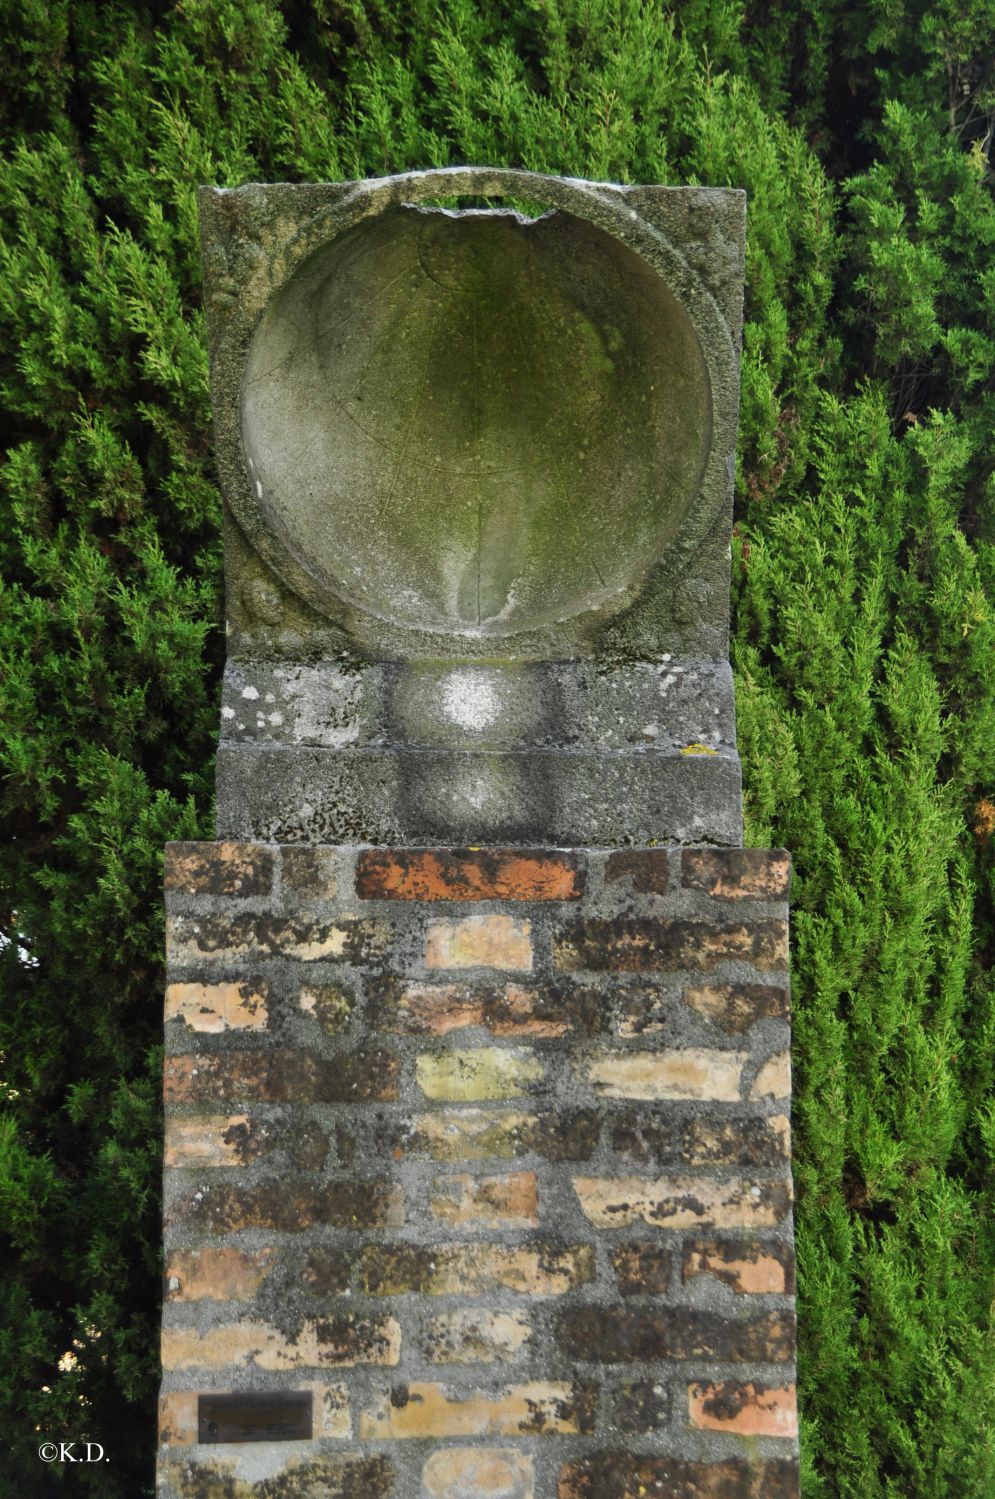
[239,203,713,636]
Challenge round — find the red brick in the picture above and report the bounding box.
[682,848,791,899]
[356,848,585,901]
[164,842,274,896]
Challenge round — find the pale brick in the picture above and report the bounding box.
[160,1315,400,1370]
[573,1174,792,1230]
[583,1048,747,1101]
[360,1381,590,1438]
[425,915,533,971]
[360,1242,594,1297]
[163,1115,260,1169]
[423,1448,534,1498]
[425,1309,532,1364]
[165,981,268,1032]
[689,1381,798,1438]
[752,1050,792,1098]
[158,1390,199,1445]
[417,1047,543,1101]
[430,1172,539,1227]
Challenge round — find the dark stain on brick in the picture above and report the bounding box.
[175,1455,394,1499]
[604,849,670,894]
[169,1178,400,1233]
[557,1454,800,1499]
[611,1379,671,1434]
[556,1305,795,1363]
[553,917,789,972]
[608,1110,683,1166]
[303,1246,352,1294]
[611,1242,672,1295]
[682,1115,789,1167]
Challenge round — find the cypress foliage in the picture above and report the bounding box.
[0,3,992,1494]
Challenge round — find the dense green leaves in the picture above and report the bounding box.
[0,1,992,1494]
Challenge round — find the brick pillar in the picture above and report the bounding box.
[157,843,798,1499]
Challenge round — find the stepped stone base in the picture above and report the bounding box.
[157,842,798,1499]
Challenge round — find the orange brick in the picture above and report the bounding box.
[163,1247,275,1301]
[356,849,584,901]
[165,980,268,1032]
[683,1237,796,1295]
[430,1172,539,1227]
[425,915,533,971]
[689,1381,798,1437]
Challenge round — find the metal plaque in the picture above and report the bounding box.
[198,1390,313,1444]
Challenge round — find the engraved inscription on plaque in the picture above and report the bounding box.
[198,1390,313,1444]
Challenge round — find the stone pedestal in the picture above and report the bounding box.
[157,842,797,1498]
[157,165,798,1497]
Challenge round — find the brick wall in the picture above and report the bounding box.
[157,844,797,1499]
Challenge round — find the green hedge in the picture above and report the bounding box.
[1,3,993,1494]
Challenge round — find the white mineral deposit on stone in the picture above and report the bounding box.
[241,685,260,700]
[266,711,283,726]
[221,706,235,719]
[255,479,263,498]
[442,669,499,731]
[264,692,276,703]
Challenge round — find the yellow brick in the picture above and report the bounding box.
[160,1317,400,1370]
[583,1048,747,1101]
[360,1381,583,1439]
[573,1174,792,1229]
[751,1050,792,1099]
[425,915,533,971]
[163,1247,275,1301]
[417,1048,543,1101]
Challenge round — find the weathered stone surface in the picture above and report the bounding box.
[357,849,585,901]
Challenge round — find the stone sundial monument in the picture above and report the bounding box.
[157,168,799,1499]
